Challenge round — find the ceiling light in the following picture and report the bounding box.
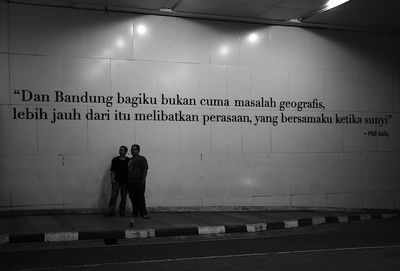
[326,0,349,9]
[160,8,174,12]
[159,0,182,13]
[297,0,350,22]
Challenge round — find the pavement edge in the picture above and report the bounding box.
[1,212,399,245]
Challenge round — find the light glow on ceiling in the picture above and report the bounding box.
[326,0,350,10]
[160,8,174,12]
[296,0,350,22]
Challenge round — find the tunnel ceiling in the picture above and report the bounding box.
[9,0,400,33]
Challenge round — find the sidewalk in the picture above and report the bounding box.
[1,210,399,244]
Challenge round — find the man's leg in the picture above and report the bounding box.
[119,183,127,216]
[107,182,120,216]
[137,183,148,218]
[127,184,138,217]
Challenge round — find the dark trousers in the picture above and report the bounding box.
[127,183,147,216]
[108,181,127,214]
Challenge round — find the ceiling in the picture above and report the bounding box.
[10,0,400,33]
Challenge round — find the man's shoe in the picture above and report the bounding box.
[141,215,150,219]
[105,213,115,217]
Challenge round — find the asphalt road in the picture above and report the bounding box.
[1,218,399,271]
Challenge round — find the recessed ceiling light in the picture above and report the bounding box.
[160,8,174,12]
[295,0,350,22]
[326,0,350,9]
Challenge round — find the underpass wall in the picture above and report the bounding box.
[0,1,399,212]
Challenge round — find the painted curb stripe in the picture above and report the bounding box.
[348,215,361,222]
[0,234,9,245]
[9,233,44,243]
[125,229,155,239]
[267,222,285,230]
[224,225,247,233]
[78,230,125,241]
[382,213,395,218]
[325,216,339,224]
[45,232,79,242]
[198,226,225,235]
[155,227,198,237]
[246,223,267,232]
[371,213,383,219]
[284,220,299,229]
[297,218,313,227]
[360,214,372,221]
[312,217,326,225]
[2,213,398,244]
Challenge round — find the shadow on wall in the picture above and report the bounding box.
[306,28,399,72]
[96,166,111,211]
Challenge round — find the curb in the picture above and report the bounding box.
[1,212,399,245]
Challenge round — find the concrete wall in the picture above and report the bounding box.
[0,1,399,212]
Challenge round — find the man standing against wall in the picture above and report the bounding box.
[127,144,149,219]
[107,146,129,217]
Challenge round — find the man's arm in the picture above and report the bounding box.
[110,170,116,183]
[142,168,147,190]
[142,169,147,182]
[110,159,116,183]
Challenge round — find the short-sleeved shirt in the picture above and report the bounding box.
[127,155,148,184]
[110,156,129,183]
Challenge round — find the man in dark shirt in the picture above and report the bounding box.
[127,144,149,219]
[107,146,129,217]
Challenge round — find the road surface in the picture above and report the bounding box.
[1,218,399,270]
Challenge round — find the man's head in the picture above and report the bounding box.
[131,144,140,156]
[119,146,128,157]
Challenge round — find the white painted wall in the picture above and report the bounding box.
[0,1,399,212]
